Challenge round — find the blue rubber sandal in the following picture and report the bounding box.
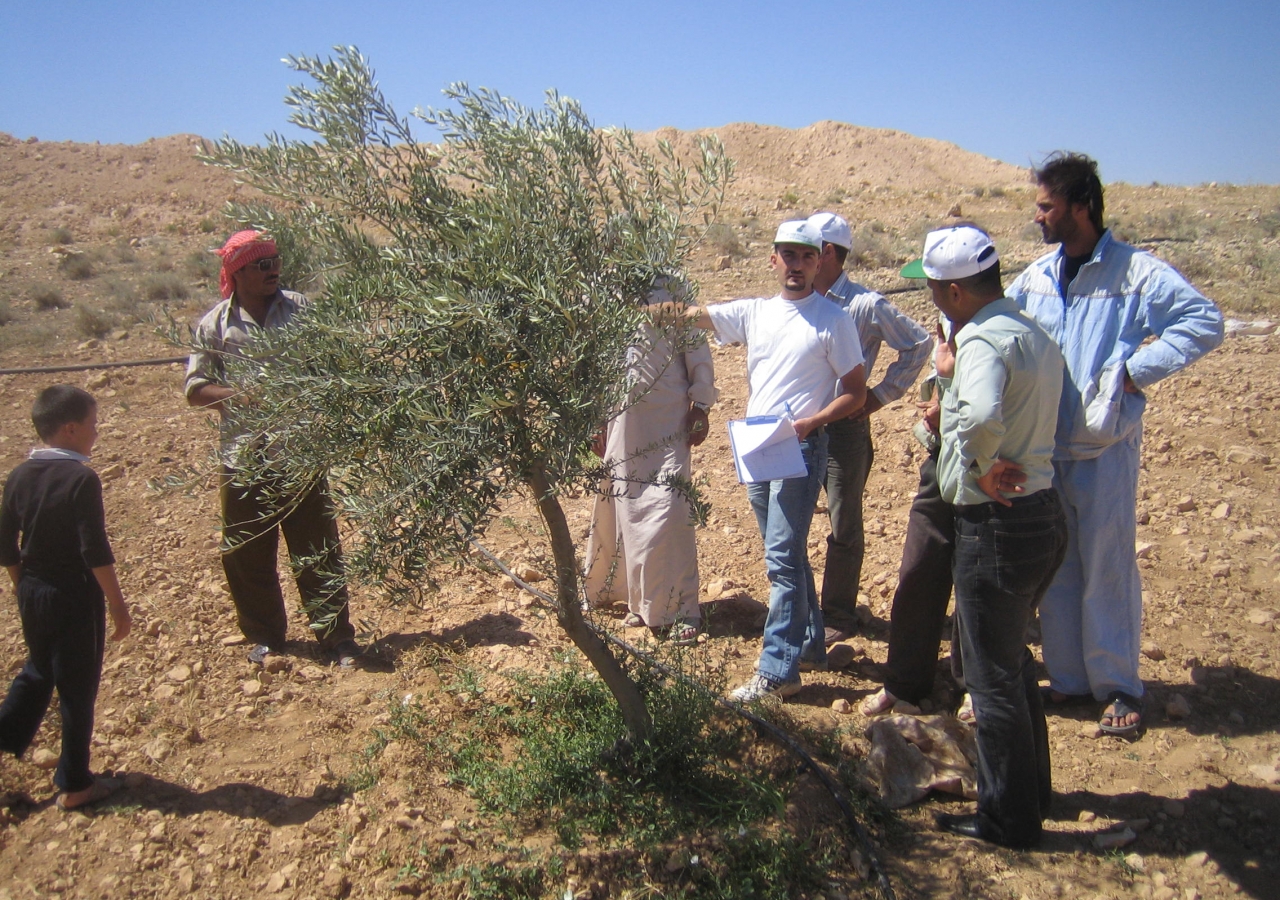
[1099,690,1143,736]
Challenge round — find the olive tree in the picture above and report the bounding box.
[201,47,732,741]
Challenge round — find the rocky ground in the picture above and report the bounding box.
[0,125,1278,900]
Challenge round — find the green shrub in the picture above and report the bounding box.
[49,226,74,245]
[182,250,221,283]
[704,223,742,258]
[30,284,69,310]
[74,303,117,338]
[382,658,847,898]
[142,272,190,301]
[850,222,905,269]
[101,277,137,312]
[58,253,95,280]
[420,659,777,843]
[0,301,14,326]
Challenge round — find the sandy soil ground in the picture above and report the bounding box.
[0,124,1278,900]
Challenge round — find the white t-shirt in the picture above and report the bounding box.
[707,292,864,420]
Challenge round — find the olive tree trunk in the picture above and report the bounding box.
[525,465,654,743]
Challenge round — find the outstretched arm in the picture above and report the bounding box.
[645,301,713,332]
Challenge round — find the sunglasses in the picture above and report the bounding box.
[244,257,282,273]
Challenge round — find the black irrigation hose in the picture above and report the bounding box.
[0,356,187,376]
[470,538,896,900]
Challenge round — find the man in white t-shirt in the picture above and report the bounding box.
[654,220,867,701]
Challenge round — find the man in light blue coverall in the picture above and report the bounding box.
[1008,152,1224,737]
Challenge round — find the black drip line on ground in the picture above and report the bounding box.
[0,356,187,377]
[470,538,896,900]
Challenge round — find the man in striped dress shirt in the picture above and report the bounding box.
[807,213,932,645]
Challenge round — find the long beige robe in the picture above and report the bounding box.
[583,325,717,627]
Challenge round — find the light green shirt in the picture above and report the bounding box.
[938,297,1064,506]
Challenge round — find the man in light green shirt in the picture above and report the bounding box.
[902,225,1067,849]
[935,298,1061,507]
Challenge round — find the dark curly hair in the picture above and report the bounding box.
[1034,151,1105,234]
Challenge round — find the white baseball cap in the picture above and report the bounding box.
[773,220,824,250]
[807,212,852,250]
[900,225,999,280]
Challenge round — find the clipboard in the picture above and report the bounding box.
[727,415,807,483]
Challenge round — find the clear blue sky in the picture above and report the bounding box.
[2,0,1277,185]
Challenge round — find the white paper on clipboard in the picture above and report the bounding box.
[727,415,807,483]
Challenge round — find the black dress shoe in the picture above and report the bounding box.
[935,812,989,841]
[934,813,1037,850]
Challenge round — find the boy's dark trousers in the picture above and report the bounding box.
[952,489,1068,847]
[0,573,105,793]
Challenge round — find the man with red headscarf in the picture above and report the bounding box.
[185,231,362,668]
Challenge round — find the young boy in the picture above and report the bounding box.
[0,385,131,811]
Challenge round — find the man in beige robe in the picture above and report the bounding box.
[584,307,717,645]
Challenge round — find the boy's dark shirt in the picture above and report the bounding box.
[0,459,114,595]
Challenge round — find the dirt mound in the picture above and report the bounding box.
[661,120,1025,196]
[0,133,234,246]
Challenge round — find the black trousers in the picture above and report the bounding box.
[953,490,1067,846]
[883,452,960,704]
[0,573,104,793]
[220,469,355,651]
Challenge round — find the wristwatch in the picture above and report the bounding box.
[691,401,710,412]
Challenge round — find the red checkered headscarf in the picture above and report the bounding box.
[216,230,278,299]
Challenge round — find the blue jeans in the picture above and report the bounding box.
[953,489,1067,846]
[746,431,827,684]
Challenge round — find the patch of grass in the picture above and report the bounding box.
[1019,222,1043,242]
[30,284,69,310]
[825,187,848,205]
[781,190,800,206]
[439,861,550,900]
[1258,206,1280,238]
[58,253,95,281]
[1161,245,1217,284]
[100,277,137,312]
[410,656,781,846]
[680,829,841,899]
[376,648,872,898]
[704,223,742,258]
[0,301,14,326]
[112,241,137,264]
[850,221,906,269]
[48,226,74,245]
[183,250,221,284]
[73,303,118,338]
[142,271,190,302]
[1243,243,1280,280]
[198,218,220,234]
[1104,847,1140,877]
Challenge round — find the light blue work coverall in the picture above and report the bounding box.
[1008,230,1223,701]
